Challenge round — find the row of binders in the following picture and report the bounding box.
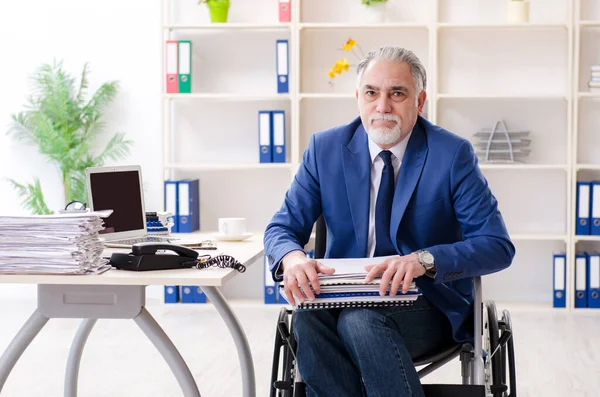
[166,40,192,93]
[576,181,600,235]
[165,39,289,94]
[553,253,600,308]
[259,110,286,163]
[164,179,200,233]
[164,285,207,303]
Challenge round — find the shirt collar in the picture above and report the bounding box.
[368,128,413,165]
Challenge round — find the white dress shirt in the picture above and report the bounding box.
[366,130,412,258]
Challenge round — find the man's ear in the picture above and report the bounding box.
[417,90,427,114]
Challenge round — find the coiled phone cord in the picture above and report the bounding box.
[196,254,246,273]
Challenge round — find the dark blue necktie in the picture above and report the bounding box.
[375,150,396,257]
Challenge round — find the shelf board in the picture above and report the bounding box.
[163,23,291,31]
[479,164,568,171]
[579,21,600,27]
[437,93,566,100]
[578,92,600,98]
[299,22,428,30]
[299,93,355,100]
[165,163,294,171]
[575,235,600,242]
[437,22,568,29]
[165,93,290,101]
[510,234,567,242]
[576,164,600,171]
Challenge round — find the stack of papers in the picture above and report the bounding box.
[0,211,113,275]
[279,256,422,310]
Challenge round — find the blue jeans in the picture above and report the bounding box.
[292,296,454,397]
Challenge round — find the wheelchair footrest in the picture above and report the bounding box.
[422,384,485,397]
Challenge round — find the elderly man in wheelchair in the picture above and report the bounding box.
[263,46,517,397]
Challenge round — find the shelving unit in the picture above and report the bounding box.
[572,0,600,310]
[160,0,592,309]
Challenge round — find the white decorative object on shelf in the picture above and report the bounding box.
[474,120,531,163]
[362,0,388,24]
[589,65,600,92]
[507,0,529,23]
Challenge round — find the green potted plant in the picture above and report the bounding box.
[361,0,388,24]
[198,0,231,23]
[6,60,133,214]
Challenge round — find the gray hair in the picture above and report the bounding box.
[356,46,427,92]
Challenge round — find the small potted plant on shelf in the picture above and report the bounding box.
[507,0,529,23]
[361,0,388,24]
[198,0,230,23]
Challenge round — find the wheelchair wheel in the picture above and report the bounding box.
[501,309,517,397]
[271,308,300,397]
[483,301,506,397]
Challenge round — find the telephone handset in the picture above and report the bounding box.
[131,242,199,259]
[110,242,200,271]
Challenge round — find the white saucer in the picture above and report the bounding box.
[212,232,253,242]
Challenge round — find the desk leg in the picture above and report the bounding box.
[0,309,49,392]
[202,286,256,397]
[64,319,97,397]
[134,308,201,397]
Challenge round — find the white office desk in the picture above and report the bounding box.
[0,232,264,397]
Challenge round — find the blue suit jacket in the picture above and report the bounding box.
[264,115,515,343]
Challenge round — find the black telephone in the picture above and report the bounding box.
[110,242,200,271]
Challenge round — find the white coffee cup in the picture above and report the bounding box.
[218,217,246,237]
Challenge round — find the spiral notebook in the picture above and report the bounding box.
[278,256,422,310]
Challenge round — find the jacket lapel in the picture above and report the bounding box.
[342,123,371,257]
[390,121,428,252]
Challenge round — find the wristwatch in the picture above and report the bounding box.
[416,250,436,278]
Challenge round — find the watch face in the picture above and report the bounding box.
[421,252,434,265]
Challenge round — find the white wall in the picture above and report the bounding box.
[0,0,164,300]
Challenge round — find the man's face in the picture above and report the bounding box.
[356,59,426,149]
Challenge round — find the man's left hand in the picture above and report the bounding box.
[364,253,426,296]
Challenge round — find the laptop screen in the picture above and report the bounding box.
[89,170,145,234]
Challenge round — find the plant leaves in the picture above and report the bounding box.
[6,60,132,209]
[5,178,53,215]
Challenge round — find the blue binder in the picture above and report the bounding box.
[177,179,200,233]
[164,180,179,233]
[591,182,600,235]
[576,181,591,235]
[575,253,588,308]
[276,39,289,93]
[164,285,179,303]
[553,253,566,308]
[264,256,279,304]
[587,253,600,308]
[259,111,273,163]
[272,110,286,163]
[181,286,195,303]
[194,286,207,303]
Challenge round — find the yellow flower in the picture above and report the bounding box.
[337,59,349,72]
[342,38,357,52]
[328,69,336,78]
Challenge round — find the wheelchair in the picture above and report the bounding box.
[270,216,517,397]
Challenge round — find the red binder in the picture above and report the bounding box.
[279,0,291,23]
[165,40,179,93]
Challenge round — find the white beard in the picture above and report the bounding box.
[367,114,402,146]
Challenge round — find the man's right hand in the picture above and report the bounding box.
[282,250,335,304]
